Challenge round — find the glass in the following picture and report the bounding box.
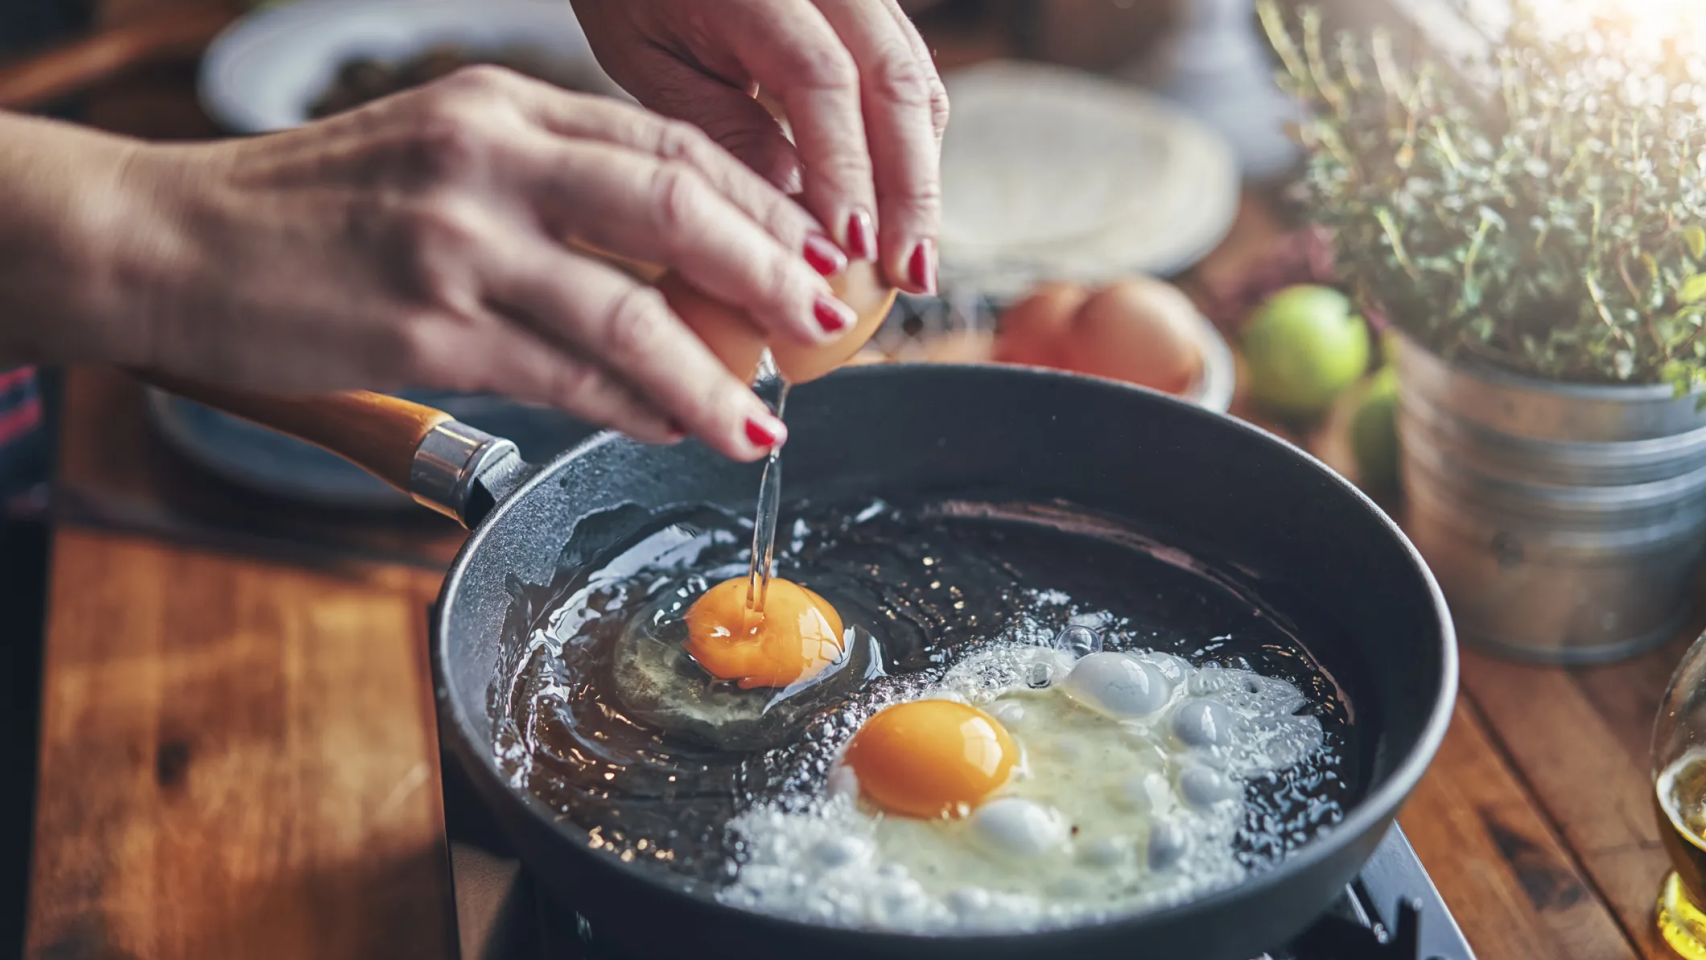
[1652,631,1706,959]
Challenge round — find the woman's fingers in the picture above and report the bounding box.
[426,315,683,444]
[524,136,856,348]
[878,0,950,146]
[509,78,829,266]
[812,0,946,293]
[691,0,881,263]
[484,247,786,461]
[575,50,808,197]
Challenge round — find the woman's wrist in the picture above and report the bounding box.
[0,113,182,369]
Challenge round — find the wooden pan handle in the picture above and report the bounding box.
[134,371,453,494]
[0,5,235,112]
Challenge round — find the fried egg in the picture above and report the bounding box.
[840,699,1019,818]
[685,577,846,690]
[609,571,870,751]
[719,638,1325,933]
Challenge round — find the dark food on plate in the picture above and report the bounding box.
[308,43,609,119]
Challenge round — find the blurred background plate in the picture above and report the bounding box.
[145,389,597,510]
[198,0,623,134]
[937,60,1240,300]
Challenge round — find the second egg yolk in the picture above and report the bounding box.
[684,577,845,690]
[840,699,1018,819]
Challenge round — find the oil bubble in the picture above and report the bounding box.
[1052,625,1103,657]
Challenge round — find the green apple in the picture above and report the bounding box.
[1240,285,1371,417]
[1349,365,1400,492]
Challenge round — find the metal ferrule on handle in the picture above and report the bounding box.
[127,373,532,529]
[409,421,520,523]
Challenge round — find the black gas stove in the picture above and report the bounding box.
[440,766,1476,960]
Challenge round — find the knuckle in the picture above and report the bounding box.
[438,63,520,96]
[407,199,481,257]
[403,107,490,183]
[652,119,718,166]
[895,177,944,218]
[763,254,811,320]
[784,45,858,92]
[647,162,708,233]
[601,285,672,361]
[817,148,874,183]
[867,54,934,108]
[928,79,951,134]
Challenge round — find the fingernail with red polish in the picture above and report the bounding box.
[803,233,847,277]
[846,210,877,261]
[908,239,938,295]
[814,295,855,335]
[745,416,786,450]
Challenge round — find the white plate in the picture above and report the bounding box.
[199,0,623,134]
[938,61,1241,300]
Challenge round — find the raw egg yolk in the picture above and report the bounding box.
[684,577,845,690]
[840,700,1018,819]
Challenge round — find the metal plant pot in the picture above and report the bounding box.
[1395,334,1706,664]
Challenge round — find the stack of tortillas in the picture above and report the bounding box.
[938,61,1240,302]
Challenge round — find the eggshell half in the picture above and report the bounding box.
[659,260,897,385]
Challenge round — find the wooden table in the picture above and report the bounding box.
[15,5,1699,960]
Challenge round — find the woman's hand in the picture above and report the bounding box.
[570,0,949,296]
[12,68,874,460]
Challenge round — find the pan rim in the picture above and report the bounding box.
[433,362,1460,948]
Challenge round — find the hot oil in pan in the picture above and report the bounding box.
[494,498,1355,901]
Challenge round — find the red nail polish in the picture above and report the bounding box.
[908,239,937,295]
[846,210,876,261]
[814,295,854,334]
[803,233,847,277]
[745,416,785,448]
[666,418,689,440]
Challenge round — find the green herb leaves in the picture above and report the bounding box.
[1261,0,1706,385]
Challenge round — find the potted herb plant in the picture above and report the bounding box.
[1257,0,1706,663]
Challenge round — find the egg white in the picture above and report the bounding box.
[719,642,1326,933]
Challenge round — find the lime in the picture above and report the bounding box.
[1377,326,1402,366]
[1349,365,1400,492]
[1240,285,1370,417]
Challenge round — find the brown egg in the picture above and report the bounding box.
[992,281,1089,369]
[1059,277,1203,396]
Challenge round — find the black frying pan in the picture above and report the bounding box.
[145,363,1457,960]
